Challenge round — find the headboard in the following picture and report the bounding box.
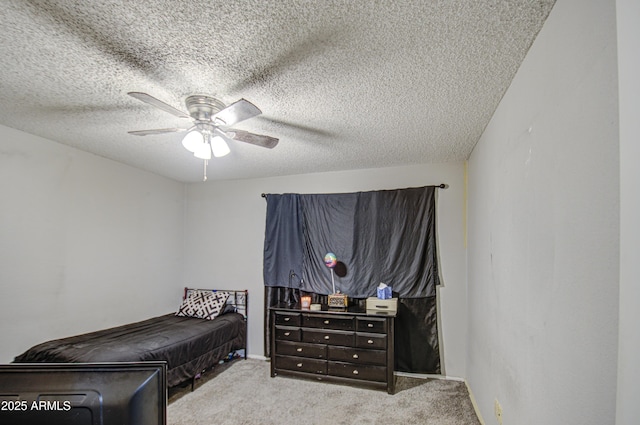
[183,287,248,320]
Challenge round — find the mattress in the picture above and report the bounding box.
[13,312,246,387]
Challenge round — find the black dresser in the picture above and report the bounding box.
[269,303,396,394]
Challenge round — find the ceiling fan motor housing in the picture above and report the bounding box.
[185,95,226,123]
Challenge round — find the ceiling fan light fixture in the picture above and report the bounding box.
[193,141,212,160]
[211,135,230,157]
[128,92,279,182]
[182,130,203,153]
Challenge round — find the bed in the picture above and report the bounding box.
[13,288,247,388]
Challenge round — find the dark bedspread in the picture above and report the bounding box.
[14,312,246,387]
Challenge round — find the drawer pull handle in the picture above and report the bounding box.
[324,320,330,325]
[297,363,303,368]
[284,317,290,321]
[367,323,374,328]
[284,332,291,336]
[353,370,359,375]
[367,339,374,344]
[324,335,330,340]
[352,354,359,359]
[297,348,303,352]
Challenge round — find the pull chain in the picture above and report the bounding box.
[203,159,208,181]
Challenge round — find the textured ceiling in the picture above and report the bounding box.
[0,0,555,182]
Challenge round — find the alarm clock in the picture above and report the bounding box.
[328,293,348,308]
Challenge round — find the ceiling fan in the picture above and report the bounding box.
[127,92,279,181]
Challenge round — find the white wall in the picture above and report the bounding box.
[183,162,468,377]
[0,125,186,363]
[616,0,640,423]
[466,1,619,424]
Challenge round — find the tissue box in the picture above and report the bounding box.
[366,297,398,314]
[377,285,392,299]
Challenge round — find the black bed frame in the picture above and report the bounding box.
[182,287,248,390]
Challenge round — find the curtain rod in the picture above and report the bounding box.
[260,184,447,197]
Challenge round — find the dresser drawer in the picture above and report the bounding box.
[275,311,301,327]
[357,317,387,333]
[276,341,327,359]
[304,314,354,330]
[275,326,301,342]
[328,361,387,382]
[356,333,387,350]
[275,355,327,375]
[302,329,354,346]
[327,346,386,366]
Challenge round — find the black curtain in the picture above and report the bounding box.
[263,186,441,374]
[263,194,304,288]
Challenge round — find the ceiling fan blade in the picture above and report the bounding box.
[128,92,190,119]
[213,99,261,126]
[213,128,235,144]
[128,128,186,136]
[226,129,279,149]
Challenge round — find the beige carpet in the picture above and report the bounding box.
[168,359,481,425]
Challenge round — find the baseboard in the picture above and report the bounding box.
[394,371,464,382]
[247,354,268,361]
[465,381,486,425]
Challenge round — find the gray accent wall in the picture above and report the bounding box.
[466,0,620,424]
[616,0,640,423]
[0,125,185,363]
